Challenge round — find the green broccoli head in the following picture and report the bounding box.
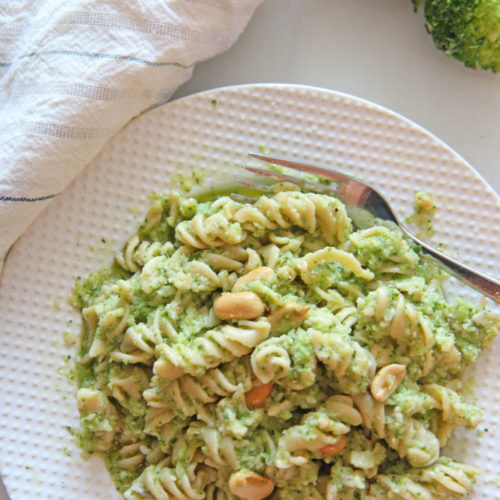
[421,0,500,72]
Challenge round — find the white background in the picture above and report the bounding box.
[1,0,499,498]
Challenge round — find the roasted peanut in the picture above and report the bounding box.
[229,471,275,500]
[370,363,406,402]
[232,266,275,292]
[267,302,310,332]
[245,381,274,408]
[214,292,266,320]
[320,435,347,456]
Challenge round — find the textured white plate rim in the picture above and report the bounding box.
[169,82,500,200]
[0,83,499,500]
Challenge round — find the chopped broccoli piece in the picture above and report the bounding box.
[415,0,500,72]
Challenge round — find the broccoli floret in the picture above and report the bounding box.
[415,0,500,72]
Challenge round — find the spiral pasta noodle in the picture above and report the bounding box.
[186,422,277,471]
[111,322,163,365]
[154,318,270,380]
[251,336,292,384]
[105,439,167,490]
[144,357,253,418]
[124,461,216,500]
[424,384,483,428]
[371,458,480,500]
[176,198,246,249]
[235,191,351,245]
[109,365,149,415]
[250,327,317,390]
[353,391,440,467]
[82,293,130,361]
[311,328,377,394]
[275,395,362,468]
[116,235,174,273]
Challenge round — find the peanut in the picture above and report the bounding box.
[214,292,266,320]
[232,266,275,292]
[245,381,274,408]
[267,302,310,332]
[320,435,347,456]
[229,471,275,500]
[370,363,406,402]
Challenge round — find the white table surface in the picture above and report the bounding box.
[1,0,499,498]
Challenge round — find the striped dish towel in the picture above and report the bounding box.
[0,0,263,266]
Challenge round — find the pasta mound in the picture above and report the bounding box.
[70,185,499,500]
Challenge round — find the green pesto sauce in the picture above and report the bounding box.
[67,184,498,498]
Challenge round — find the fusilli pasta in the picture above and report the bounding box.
[69,185,499,499]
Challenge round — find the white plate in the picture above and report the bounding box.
[0,84,499,500]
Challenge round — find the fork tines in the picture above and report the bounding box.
[248,152,354,185]
[241,163,339,197]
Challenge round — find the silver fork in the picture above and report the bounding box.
[241,153,500,304]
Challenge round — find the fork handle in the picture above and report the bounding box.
[410,234,500,303]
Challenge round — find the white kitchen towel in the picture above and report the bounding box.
[0,0,263,266]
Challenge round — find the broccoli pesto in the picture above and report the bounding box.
[413,0,500,72]
[406,191,436,238]
[68,185,499,499]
